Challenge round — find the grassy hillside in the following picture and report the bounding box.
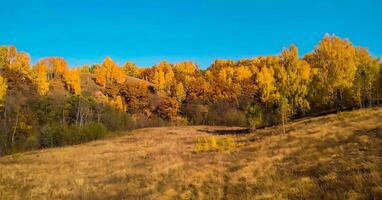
[1,107,382,199]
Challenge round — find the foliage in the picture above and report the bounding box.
[306,34,357,110]
[194,136,235,153]
[0,75,7,107]
[246,102,264,130]
[123,61,140,77]
[1,33,382,155]
[31,62,50,96]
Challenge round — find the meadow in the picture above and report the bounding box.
[1,107,382,199]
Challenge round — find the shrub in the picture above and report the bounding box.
[205,102,247,126]
[24,135,39,150]
[135,116,169,128]
[246,102,264,130]
[210,136,218,149]
[194,136,235,153]
[81,123,108,141]
[194,136,210,153]
[182,101,208,124]
[101,107,135,131]
[219,137,236,149]
[39,123,108,148]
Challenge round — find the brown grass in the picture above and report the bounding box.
[1,108,382,199]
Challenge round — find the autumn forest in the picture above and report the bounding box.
[0,34,381,155]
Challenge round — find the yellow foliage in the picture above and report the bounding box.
[278,44,311,113]
[95,57,126,87]
[235,66,252,81]
[194,136,235,153]
[0,75,7,107]
[95,64,107,87]
[32,63,49,96]
[64,69,81,95]
[175,82,186,102]
[153,70,166,91]
[113,96,125,111]
[256,65,277,102]
[210,136,218,149]
[174,61,197,75]
[123,61,140,77]
[10,52,31,78]
[307,34,357,107]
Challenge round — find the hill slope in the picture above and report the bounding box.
[1,108,382,199]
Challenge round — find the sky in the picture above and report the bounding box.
[0,0,381,68]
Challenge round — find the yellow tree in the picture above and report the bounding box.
[0,46,9,69]
[38,57,69,80]
[254,56,280,103]
[306,34,357,109]
[0,75,7,107]
[175,82,186,102]
[31,63,50,96]
[95,57,125,87]
[123,61,140,78]
[105,57,125,83]
[256,66,277,102]
[0,45,16,69]
[174,61,197,75]
[235,65,252,81]
[174,61,198,89]
[10,52,31,78]
[278,44,311,115]
[113,95,125,111]
[149,61,174,93]
[152,70,166,91]
[159,61,175,93]
[95,64,107,87]
[353,47,380,107]
[0,46,32,80]
[209,60,235,76]
[64,68,81,95]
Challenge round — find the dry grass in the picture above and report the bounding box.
[1,108,382,199]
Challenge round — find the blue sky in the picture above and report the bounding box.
[0,0,381,68]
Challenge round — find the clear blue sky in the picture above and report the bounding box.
[1,0,381,68]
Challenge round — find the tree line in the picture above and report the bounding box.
[0,34,381,155]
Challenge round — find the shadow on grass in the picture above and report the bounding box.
[272,126,382,199]
[198,128,251,135]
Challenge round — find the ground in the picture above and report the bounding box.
[1,108,382,200]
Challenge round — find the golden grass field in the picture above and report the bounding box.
[1,107,382,200]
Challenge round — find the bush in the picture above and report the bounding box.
[205,101,248,126]
[246,102,264,130]
[101,107,136,131]
[39,123,108,148]
[194,136,235,153]
[81,123,108,141]
[135,115,169,128]
[182,101,208,124]
[24,135,39,150]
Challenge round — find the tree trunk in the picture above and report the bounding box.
[76,98,81,125]
[11,110,19,145]
[3,102,7,132]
